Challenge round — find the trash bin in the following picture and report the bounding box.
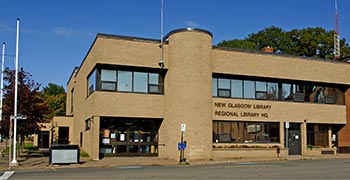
[50,144,80,164]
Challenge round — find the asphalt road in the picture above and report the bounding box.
[5,159,350,179]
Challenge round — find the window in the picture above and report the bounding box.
[307,124,328,147]
[149,73,163,94]
[133,72,148,93]
[92,66,164,95]
[117,71,132,92]
[88,69,96,96]
[70,89,74,114]
[267,82,278,100]
[212,78,218,97]
[213,121,280,143]
[243,80,255,99]
[256,81,267,100]
[85,119,91,131]
[281,83,295,100]
[101,69,117,91]
[218,78,230,97]
[212,74,345,105]
[231,80,243,98]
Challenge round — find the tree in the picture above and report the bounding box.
[217,39,256,51]
[247,26,291,54]
[0,68,49,139]
[217,26,350,59]
[42,83,66,120]
[43,83,65,96]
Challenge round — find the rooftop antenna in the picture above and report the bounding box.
[158,0,165,68]
[334,0,340,59]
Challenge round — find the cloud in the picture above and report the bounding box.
[53,27,94,39]
[185,20,200,28]
[53,27,74,37]
[0,24,15,33]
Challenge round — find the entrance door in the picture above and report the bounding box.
[115,129,158,156]
[58,127,69,144]
[100,118,162,156]
[38,131,50,148]
[287,123,301,155]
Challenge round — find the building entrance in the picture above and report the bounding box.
[38,131,50,148]
[100,117,162,157]
[287,123,301,155]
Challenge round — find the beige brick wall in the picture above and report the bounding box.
[160,29,213,161]
[213,49,350,85]
[63,29,350,160]
[213,98,346,124]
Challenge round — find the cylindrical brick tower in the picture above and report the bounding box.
[159,28,213,161]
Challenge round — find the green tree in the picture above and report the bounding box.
[217,26,350,59]
[42,83,66,120]
[288,27,334,58]
[247,26,291,53]
[0,68,49,138]
[217,39,256,50]
[43,83,65,96]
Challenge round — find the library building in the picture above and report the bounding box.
[47,28,350,161]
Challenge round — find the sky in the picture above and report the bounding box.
[0,0,349,89]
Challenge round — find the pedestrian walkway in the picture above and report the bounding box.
[0,151,350,171]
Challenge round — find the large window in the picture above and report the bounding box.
[255,81,267,100]
[231,80,243,98]
[244,80,255,99]
[212,74,345,105]
[117,71,132,92]
[307,124,329,148]
[213,121,280,143]
[100,117,162,156]
[88,66,165,96]
[134,72,148,93]
[267,82,278,100]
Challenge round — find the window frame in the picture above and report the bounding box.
[212,74,345,105]
[90,65,165,95]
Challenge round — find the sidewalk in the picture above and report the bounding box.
[1,152,350,171]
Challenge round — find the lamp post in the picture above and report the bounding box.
[11,18,20,165]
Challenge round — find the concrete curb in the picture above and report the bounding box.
[1,154,350,171]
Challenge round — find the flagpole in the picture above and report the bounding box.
[11,18,20,165]
[0,42,4,123]
[0,42,5,144]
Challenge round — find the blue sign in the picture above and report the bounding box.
[178,142,187,150]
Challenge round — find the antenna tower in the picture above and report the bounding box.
[334,0,341,59]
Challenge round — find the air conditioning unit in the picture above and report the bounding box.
[293,93,305,102]
[325,96,335,104]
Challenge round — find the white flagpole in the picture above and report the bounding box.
[12,18,20,164]
[0,42,5,144]
[0,42,4,123]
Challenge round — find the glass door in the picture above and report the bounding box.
[100,118,162,157]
